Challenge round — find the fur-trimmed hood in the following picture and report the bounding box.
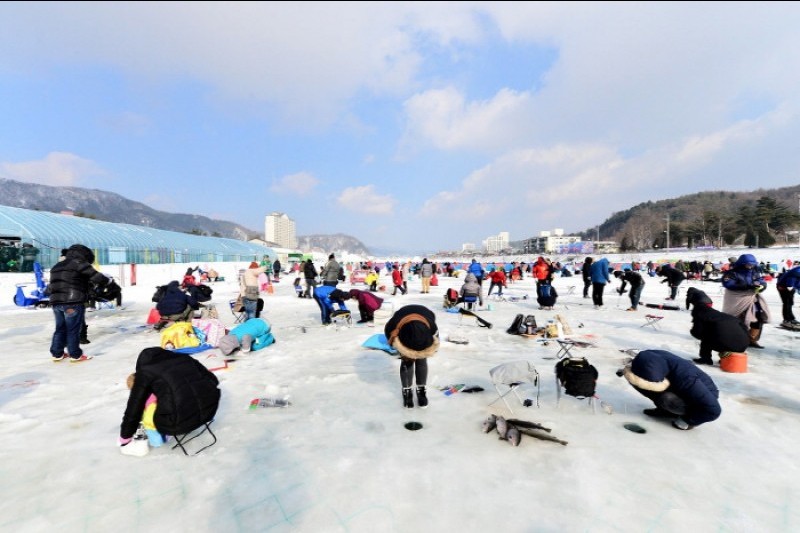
[623,350,672,392]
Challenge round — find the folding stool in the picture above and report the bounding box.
[171,421,218,456]
[488,361,540,413]
[641,314,663,331]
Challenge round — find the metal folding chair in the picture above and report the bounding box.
[555,339,579,359]
[642,314,663,331]
[331,309,352,328]
[229,299,246,324]
[171,421,218,456]
[488,361,540,413]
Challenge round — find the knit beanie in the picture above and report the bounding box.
[249,261,259,269]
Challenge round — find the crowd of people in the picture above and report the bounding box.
[31,243,799,454]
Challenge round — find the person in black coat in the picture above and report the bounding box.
[119,347,220,450]
[614,268,645,311]
[656,264,685,300]
[385,304,439,409]
[303,259,318,298]
[155,280,199,323]
[581,257,593,299]
[47,244,109,362]
[536,284,558,310]
[686,287,750,365]
[621,349,721,430]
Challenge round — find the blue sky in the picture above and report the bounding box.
[1,2,799,254]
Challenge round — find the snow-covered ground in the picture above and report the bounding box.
[2,248,800,532]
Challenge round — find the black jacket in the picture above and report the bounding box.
[120,347,220,439]
[658,265,685,286]
[156,281,199,315]
[47,244,108,305]
[304,261,318,279]
[690,304,750,353]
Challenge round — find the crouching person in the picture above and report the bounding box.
[119,347,220,456]
[346,288,384,323]
[217,318,276,356]
[620,349,720,431]
[686,287,749,365]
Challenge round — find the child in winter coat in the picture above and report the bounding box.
[391,265,406,295]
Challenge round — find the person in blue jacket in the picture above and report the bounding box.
[217,318,276,355]
[313,285,348,325]
[722,253,770,349]
[467,258,484,286]
[776,263,800,328]
[621,349,721,430]
[589,257,611,308]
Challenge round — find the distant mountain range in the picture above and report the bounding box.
[0,178,372,254]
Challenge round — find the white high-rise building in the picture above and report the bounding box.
[264,212,297,249]
[484,231,510,253]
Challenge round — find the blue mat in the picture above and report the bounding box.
[362,333,398,355]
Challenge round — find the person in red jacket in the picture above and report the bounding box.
[346,289,385,323]
[391,264,406,295]
[487,268,507,297]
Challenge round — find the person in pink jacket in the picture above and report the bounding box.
[346,289,385,323]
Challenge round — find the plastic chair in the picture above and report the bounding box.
[488,361,540,413]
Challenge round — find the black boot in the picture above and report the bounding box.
[402,387,414,409]
[416,386,428,408]
[693,357,713,365]
[80,324,90,344]
[643,407,673,418]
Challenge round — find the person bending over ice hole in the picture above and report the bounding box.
[343,288,384,323]
[385,305,439,409]
[656,264,685,301]
[619,349,721,431]
[686,287,749,366]
[313,286,348,325]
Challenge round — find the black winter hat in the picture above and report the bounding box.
[329,289,348,301]
[398,321,434,352]
[685,287,713,310]
[68,244,95,264]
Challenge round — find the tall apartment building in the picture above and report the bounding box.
[484,231,509,253]
[264,212,297,249]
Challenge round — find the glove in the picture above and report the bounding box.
[754,285,764,294]
[672,418,692,431]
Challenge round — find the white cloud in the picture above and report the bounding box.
[269,172,320,197]
[400,86,534,155]
[0,152,104,186]
[336,185,395,215]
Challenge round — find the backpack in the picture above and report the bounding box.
[555,357,598,398]
[151,285,167,303]
[443,288,459,309]
[507,314,525,335]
